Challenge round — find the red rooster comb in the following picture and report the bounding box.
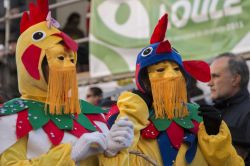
[20,0,49,34]
[150,14,168,44]
[150,14,172,54]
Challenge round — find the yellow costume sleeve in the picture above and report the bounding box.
[0,136,75,166]
[98,92,150,166]
[198,121,244,166]
[98,150,129,166]
[117,92,150,147]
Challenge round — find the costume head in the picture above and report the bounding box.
[135,14,211,119]
[16,0,80,114]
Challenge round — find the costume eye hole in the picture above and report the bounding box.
[156,68,165,72]
[57,56,64,61]
[141,47,153,57]
[32,31,46,41]
[174,67,180,71]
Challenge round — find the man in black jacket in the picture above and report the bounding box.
[209,52,250,165]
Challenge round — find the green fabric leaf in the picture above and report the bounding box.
[1,98,100,132]
[25,100,49,130]
[151,117,171,131]
[148,103,202,131]
[76,113,97,131]
[149,110,171,131]
[80,100,107,114]
[28,106,50,130]
[24,100,73,130]
[173,116,194,129]
[50,114,73,130]
[187,103,203,123]
[187,103,199,112]
[0,98,28,115]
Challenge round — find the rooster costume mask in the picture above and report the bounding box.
[16,0,79,114]
[135,14,211,119]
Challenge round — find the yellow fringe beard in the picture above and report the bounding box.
[150,76,188,119]
[46,66,80,115]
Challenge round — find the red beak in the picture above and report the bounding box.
[54,32,78,52]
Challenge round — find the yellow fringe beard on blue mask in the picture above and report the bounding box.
[46,66,80,115]
[149,76,188,119]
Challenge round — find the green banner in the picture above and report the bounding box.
[90,0,250,77]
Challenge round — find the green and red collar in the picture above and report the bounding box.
[141,103,202,149]
[0,98,108,145]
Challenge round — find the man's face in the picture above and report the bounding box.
[86,91,102,106]
[208,57,238,100]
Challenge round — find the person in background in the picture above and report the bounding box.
[86,87,103,106]
[209,52,250,165]
[63,12,85,39]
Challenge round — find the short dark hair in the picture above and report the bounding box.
[216,52,249,89]
[67,12,81,23]
[89,87,103,97]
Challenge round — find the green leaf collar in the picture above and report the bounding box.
[149,103,202,131]
[0,98,107,132]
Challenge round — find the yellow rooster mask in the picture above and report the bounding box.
[16,0,80,114]
[147,61,188,119]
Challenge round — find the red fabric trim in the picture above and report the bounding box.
[141,122,160,139]
[105,105,119,120]
[135,64,145,93]
[16,109,33,139]
[69,120,89,138]
[86,114,107,124]
[21,44,42,80]
[156,40,172,54]
[189,120,200,135]
[85,114,107,132]
[43,120,64,146]
[150,14,168,44]
[183,60,211,82]
[166,121,184,149]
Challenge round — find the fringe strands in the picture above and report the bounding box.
[150,76,188,119]
[46,67,80,115]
